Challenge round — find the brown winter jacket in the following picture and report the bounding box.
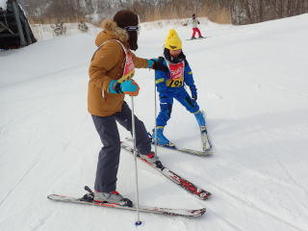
[88,19,148,117]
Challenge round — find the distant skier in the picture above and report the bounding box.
[151,29,207,146]
[189,13,204,39]
[88,10,166,206]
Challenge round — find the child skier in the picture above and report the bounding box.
[151,29,208,148]
[190,13,204,39]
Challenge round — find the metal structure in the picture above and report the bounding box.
[0,0,36,49]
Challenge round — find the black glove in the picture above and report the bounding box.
[192,92,197,101]
[190,87,197,101]
[151,57,169,72]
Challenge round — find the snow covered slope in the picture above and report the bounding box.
[1,14,308,231]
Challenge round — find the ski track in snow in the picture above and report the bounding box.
[182,149,308,230]
[213,185,305,231]
[30,213,53,231]
[0,158,40,208]
[224,151,308,195]
[208,176,306,231]
[210,209,246,231]
[274,158,308,198]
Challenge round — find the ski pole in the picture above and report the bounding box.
[153,78,158,155]
[130,96,142,226]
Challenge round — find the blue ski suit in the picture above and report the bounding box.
[155,57,200,127]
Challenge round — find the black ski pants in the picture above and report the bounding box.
[92,101,152,192]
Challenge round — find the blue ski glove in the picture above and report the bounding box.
[108,79,140,96]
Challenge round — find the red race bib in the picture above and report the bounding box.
[122,51,135,81]
[166,61,185,87]
[115,40,135,82]
[168,61,185,80]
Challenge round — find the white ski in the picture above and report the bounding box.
[47,194,206,218]
[125,137,212,157]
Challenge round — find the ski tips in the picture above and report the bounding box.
[185,208,206,218]
[47,194,63,200]
[200,192,212,200]
[195,208,206,216]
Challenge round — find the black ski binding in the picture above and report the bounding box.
[81,185,94,202]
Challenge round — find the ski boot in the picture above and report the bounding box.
[81,186,132,207]
[194,111,212,151]
[93,190,133,207]
[80,186,133,207]
[151,127,174,147]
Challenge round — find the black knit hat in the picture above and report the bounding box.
[113,10,139,50]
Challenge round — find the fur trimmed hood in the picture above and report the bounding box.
[95,19,129,47]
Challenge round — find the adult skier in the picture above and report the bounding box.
[151,29,207,146]
[189,13,204,39]
[88,10,166,206]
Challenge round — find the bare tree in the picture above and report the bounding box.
[19,0,308,25]
[231,0,308,25]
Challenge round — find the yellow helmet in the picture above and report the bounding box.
[164,29,182,50]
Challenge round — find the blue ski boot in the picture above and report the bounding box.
[151,127,174,146]
[194,111,212,151]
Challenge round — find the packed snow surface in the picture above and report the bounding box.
[1,14,308,231]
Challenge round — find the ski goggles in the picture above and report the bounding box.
[124,25,139,32]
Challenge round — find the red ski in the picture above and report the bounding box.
[47,193,205,218]
[121,141,212,200]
